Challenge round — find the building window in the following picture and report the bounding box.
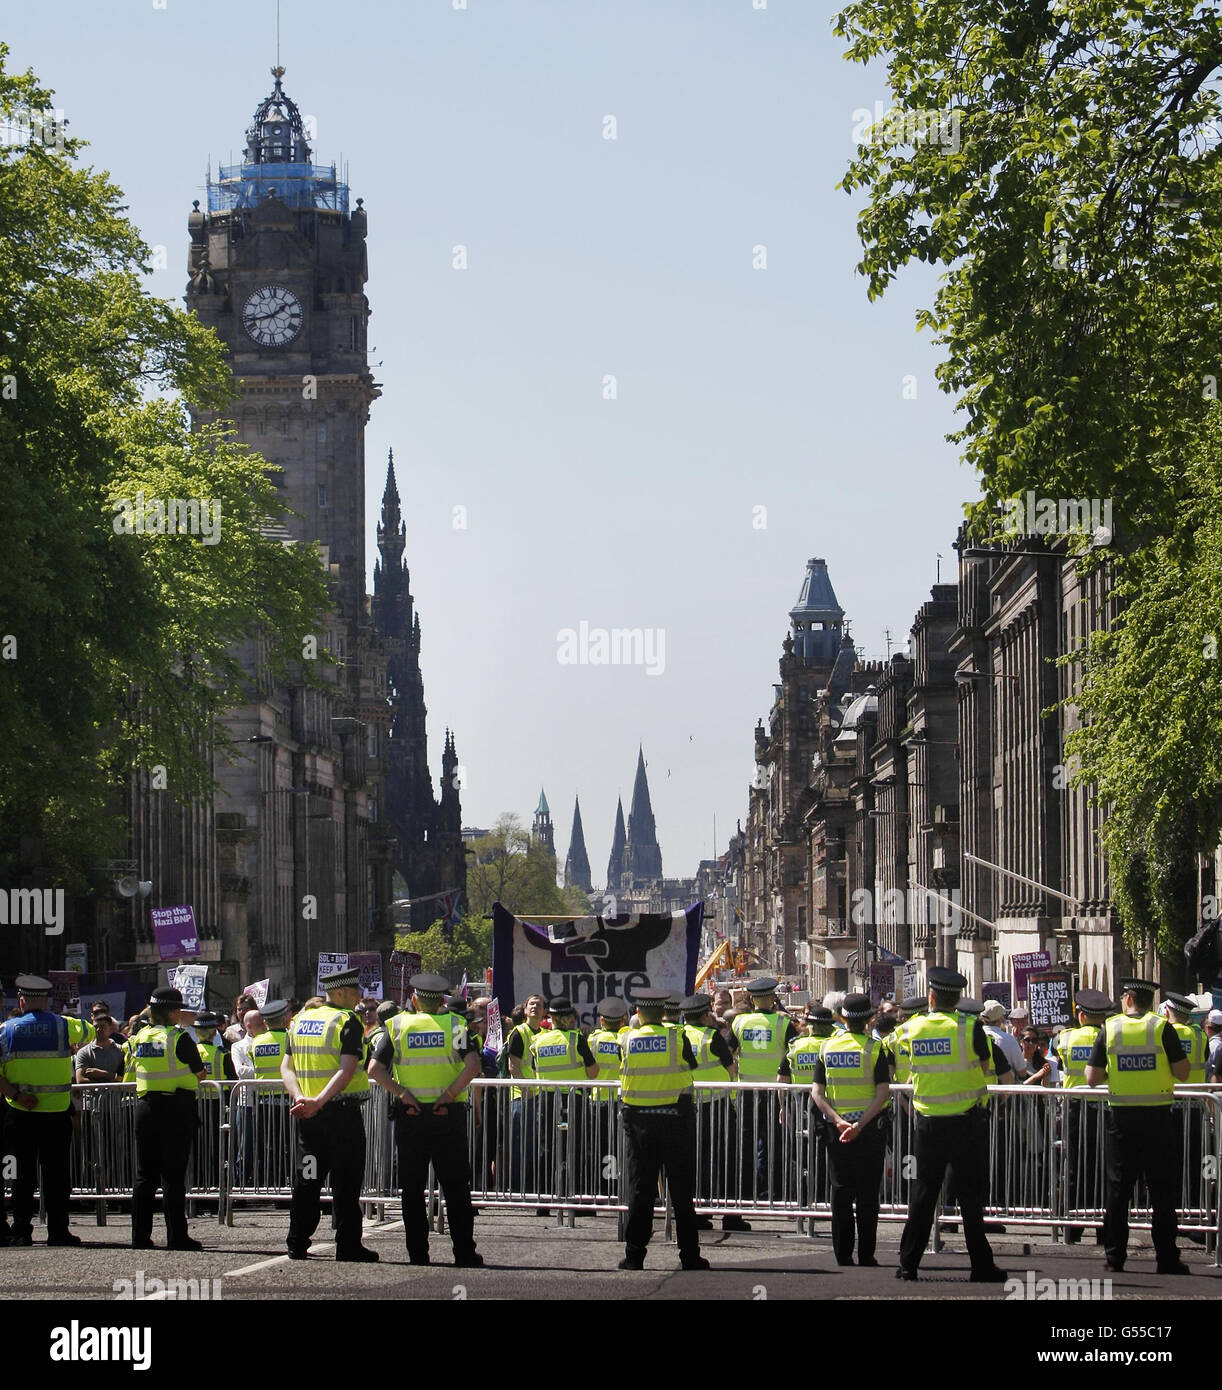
[367,725,378,760]
[318,423,327,443]
[350,317,359,352]
[318,485,328,508]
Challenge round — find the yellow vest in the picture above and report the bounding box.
[250,1029,288,1085]
[1104,1013,1174,1107]
[510,1022,542,1100]
[196,1040,227,1083]
[2,1012,93,1113]
[684,1023,731,1102]
[387,1009,468,1103]
[1055,1024,1102,1090]
[898,1011,986,1116]
[732,1010,790,1080]
[288,1004,364,1100]
[125,1024,200,1096]
[818,1030,879,1121]
[530,1028,588,1083]
[786,1035,825,1087]
[587,1027,622,1101]
[620,1023,692,1107]
[1169,1021,1208,1085]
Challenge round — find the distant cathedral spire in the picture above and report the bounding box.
[533,787,555,857]
[625,745,662,884]
[564,795,592,893]
[606,797,627,892]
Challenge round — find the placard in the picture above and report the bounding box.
[65,944,88,974]
[982,980,1012,1009]
[150,904,199,960]
[389,951,422,1005]
[1026,969,1073,1030]
[1012,950,1051,1001]
[244,979,270,1009]
[169,963,208,1011]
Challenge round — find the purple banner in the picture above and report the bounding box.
[982,981,1012,1008]
[1011,950,1050,1002]
[150,904,199,961]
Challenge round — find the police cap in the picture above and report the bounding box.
[840,993,873,1018]
[375,1001,401,1023]
[149,986,185,1009]
[1162,991,1196,1015]
[261,998,288,1022]
[899,994,928,1013]
[15,974,52,994]
[746,976,779,995]
[549,996,576,1014]
[321,967,360,991]
[1119,977,1156,996]
[681,994,712,1015]
[1074,988,1113,1014]
[805,1006,835,1023]
[195,1011,222,1030]
[597,997,628,1020]
[633,988,672,1005]
[956,997,985,1016]
[411,973,451,996]
[927,966,967,992]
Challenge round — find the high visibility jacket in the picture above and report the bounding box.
[386,1009,469,1103]
[732,1010,790,1080]
[530,1028,588,1083]
[786,1036,825,1088]
[587,1027,622,1100]
[684,1023,731,1102]
[509,1022,542,1100]
[897,1011,986,1117]
[2,1011,93,1113]
[250,1029,288,1084]
[125,1025,199,1096]
[1055,1025,1102,1090]
[289,1004,366,1101]
[1169,1022,1208,1085]
[196,1041,227,1083]
[885,1027,912,1085]
[819,1030,880,1121]
[1104,1013,1175,1107]
[620,1024,693,1107]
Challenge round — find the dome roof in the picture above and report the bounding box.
[834,687,877,742]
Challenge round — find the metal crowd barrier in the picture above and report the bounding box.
[24,1080,1218,1263]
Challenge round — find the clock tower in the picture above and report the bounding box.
[187,66,374,623]
[181,68,394,995]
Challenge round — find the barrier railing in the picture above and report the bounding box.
[27,1079,1218,1262]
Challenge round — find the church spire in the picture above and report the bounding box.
[564,794,593,893]
[606,796,627,892]
[625,745,662,884]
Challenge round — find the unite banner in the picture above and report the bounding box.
[491,901,702,1032]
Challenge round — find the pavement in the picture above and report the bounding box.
[4,1207,1219,1300]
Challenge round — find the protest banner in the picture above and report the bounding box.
[169,964,208,1011]
[150,905,200,961]
[1026,970,1073,1030]
[1011,950,1051,1001]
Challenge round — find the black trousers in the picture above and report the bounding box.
[1064,1098,1103,1236]
[133,1092,196,1245]
[395,1104,477,1261]
[287,1099,367,1257]
[899,1108,994,1273]
[1103,1107,1179,1265]
[825,1116,885,1263]
[5,1107,72,1240]
[623,1103,699,1259]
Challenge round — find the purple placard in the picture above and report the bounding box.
[982,981,1012,1008]
[150,904,199,961]
[1011,950,1050,1002]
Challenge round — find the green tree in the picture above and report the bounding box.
[0,48,329,885]
[395,913,494,984]
[465,813,572,917]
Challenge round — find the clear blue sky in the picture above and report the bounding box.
[6,0,973,883]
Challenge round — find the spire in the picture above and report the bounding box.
[564,795,593,893]
[535,786,550,817]
[532,786,554,856]
[244,67,312,166]
[625,746,662,885]
[606,796,627,892]
[789,557,845,669]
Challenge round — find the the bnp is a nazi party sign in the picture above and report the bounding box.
[491,902,701,1033]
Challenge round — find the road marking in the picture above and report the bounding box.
[138,1220,406,1296]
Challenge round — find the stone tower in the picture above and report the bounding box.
[181,68,394,995]
[372,449,466,929]
[532,788,555,857]
[606,797,627,893]
[564,795,592,893]
[625,746,663,886]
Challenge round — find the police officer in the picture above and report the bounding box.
[124,986,207,1250]
[529,997,598,1208]
[281,967,378,1262]
[506,993,547,1197]
[811,992,890,1265]
[1161,990,1209,1233]
[894,966,1007,1282]
[588,997,627,1200]
[1085,978,1190,1274]
[1052,987,1112,1244]
[783,1008,833,1210]
[681,993,748,1232]
[194,1012,235,1081]
[248,998,292,1189]
[618,988,707,1271]
[803,1006,837,1040]
[0,975,94,1247]
[369,973,483,1267]
[249,999,290,1080]
[732,977,799,1204]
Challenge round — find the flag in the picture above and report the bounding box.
[874,943,907,965]
[458,971,469,1000]
[439,891,462,926]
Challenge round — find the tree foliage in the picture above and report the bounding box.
[0,47,330,886]
[395,914,494,984]
[464,813,585,917]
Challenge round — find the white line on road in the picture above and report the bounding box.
[138,1220,406,1296]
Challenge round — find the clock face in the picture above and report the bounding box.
[241,285,304,347]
